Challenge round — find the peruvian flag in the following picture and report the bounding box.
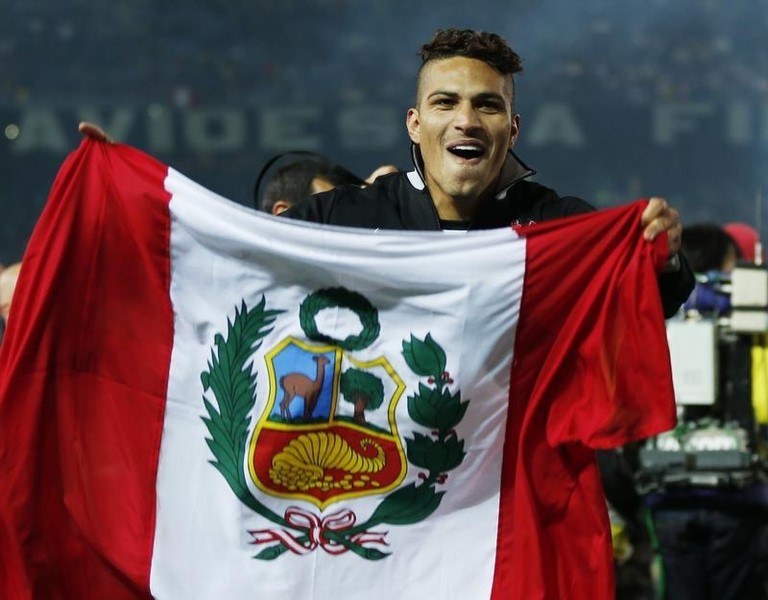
[0,140,675,600]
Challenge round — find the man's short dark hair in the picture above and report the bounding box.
[418,29,523,76]
[417,29,523,109]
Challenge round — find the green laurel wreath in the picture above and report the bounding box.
[202,297,468,561]
[200,298,285,523]
[299,287,380,351]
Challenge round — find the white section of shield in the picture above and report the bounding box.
[150,168,526,600]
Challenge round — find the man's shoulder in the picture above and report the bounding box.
[503,180,595,223]
[334,170,410,203]
[469,180,593,229]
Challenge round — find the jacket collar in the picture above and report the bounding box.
[407,143,536,197]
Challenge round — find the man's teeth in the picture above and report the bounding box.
[449,145,484,158]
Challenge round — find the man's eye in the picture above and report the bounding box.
[434,98,455,106]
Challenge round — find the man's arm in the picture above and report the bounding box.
[658,252,695,317]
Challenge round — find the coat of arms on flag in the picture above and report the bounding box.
[201,287,468,559]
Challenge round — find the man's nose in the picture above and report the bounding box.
[453,102,481,131]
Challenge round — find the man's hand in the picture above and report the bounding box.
[641,197,682,256]
[78,122,113,143]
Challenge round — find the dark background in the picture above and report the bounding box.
[2,0,767,264]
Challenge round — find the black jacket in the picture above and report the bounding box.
[284,150,694,317]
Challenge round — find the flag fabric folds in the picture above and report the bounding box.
[0,139,675,600]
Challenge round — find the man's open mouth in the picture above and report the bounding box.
[447,144,485,159]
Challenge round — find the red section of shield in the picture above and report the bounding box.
[252,425,404,504]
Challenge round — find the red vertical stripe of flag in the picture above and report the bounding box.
[0,140,173,600]
[492,202,675,600]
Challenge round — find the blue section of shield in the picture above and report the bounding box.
[270,344,335,422]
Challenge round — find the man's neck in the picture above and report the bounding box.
[433,195,478,222]
[431,178,500,222]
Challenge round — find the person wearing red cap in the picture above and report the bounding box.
[723,222,762,264]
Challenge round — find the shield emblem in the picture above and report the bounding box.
[249,337,407,509]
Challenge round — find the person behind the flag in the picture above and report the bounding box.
[723,221,763,264]
[254,153,397,215]
[281,28,694,317]
[46,66,684,596]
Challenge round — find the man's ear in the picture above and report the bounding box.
[271,200,292,215]
[509,113,521,149]
[406,108,421,145]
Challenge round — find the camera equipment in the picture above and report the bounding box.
[638,266,768,492]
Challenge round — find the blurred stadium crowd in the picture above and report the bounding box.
[2,0,766,106]
[1,0,767,263]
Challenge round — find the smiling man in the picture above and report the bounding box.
[69,27,691,598]
[286,28,694,315]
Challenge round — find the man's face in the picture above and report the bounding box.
[407,57,519,215]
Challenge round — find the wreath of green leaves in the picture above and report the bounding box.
[299,287,380,351]
[201,295,468,561]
